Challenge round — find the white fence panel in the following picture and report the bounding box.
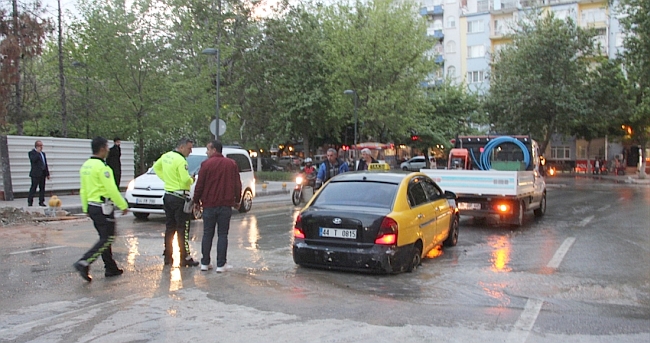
[1,135,134,197]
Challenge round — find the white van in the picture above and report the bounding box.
[125,146,256,219]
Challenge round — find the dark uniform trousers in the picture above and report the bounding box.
[80,205,120,272]
[163,193,192,260]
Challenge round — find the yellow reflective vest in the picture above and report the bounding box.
[153,150,193,192]
[79,157,128,213]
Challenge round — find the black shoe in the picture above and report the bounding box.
[105,268,124,277]
[39,203,46,207]
[164,256,173,265]
[73,261,92,282]
[180,258,199,267]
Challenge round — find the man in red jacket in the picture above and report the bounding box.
[192,140,241,273]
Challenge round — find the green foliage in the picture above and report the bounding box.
[320,0,437,143]
[255,171,294,182]
[485,12,598,152]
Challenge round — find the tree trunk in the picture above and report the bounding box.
[57,0,68,137]
[11,0,23,135]
[639,138,647,179]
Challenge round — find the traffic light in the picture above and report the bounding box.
[341,145,350,151]
[411,135,419,141]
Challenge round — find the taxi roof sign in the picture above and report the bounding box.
[368,162,390,171]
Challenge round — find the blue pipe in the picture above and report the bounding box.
[476,136,531,170]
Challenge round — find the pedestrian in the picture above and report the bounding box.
[356,148,378,171]
[106,137,122,188]
[315,148,349,189]
[153,138,199,267]
[192,140,241,273]
[73,136,129,282]
[28,140,50,207]
[594,158,600,175]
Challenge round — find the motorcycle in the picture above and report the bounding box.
[292,171,316,206]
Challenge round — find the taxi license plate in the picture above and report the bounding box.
[136,198,157,205]
[458,202,481,210]
[319,228,357,239]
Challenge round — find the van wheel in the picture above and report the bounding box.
[407,244,422,273]
[534,192,546,217]
[133,212,149,220]
[238,189,253,213]
[192,205,203,220]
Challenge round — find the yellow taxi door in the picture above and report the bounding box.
[404,177,438,254]
[421,177,451,245]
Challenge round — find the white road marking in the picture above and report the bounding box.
[597,205,611,212]
[505,298,545,343]
[546,237,576,269]
[9,246,66,255]
[577,215,594,227]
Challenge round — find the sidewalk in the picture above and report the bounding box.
[0,181,291,216]
[552,171,650,184]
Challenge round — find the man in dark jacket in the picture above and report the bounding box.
[193,140,241,273]
[356,148,378,171]
[106,137,121,188]
[28,140,50,207]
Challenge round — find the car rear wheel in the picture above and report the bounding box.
[133,212,149,220]
[534,192,546,217]
[443,215,459,247]
[238,189,253,213]
[407,244,422,273]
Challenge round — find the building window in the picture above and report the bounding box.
[551,146,571,159]
[434,19,443,30]
[581,8,607,26]
[434,43,443,55]
[467,71,484,84]
[447,66,456,78]
[468,20,484,33]
[468,45,485,58]
[447,16,456,28]
[446,40,456,53]
[577,145,587,159]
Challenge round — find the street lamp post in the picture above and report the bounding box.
[202,48,220,140]
[344,89,358,168]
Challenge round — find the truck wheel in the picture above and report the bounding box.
[513,201,524,227]
[534,192,546,217]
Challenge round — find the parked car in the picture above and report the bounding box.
[292,171,459,274]
[125,146,256,220]
[252,157,285,172]
[278,155,302,171]
[400,156,427,171]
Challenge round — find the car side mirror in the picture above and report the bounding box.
[444,190,457,200]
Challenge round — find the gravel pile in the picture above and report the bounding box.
[0,207,39,227]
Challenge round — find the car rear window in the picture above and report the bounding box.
[312,181,398,209]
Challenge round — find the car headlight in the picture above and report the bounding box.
[127,179,135,191]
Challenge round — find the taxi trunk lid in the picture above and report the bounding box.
[300,206,389,246]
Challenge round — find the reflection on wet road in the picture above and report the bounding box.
[0,180,648,342]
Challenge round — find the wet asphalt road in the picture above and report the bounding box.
[0,178,648,342]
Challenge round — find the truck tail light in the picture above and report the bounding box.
[375,217,398,245]
[496,204,510,213]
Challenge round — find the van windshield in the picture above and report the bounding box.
[187,155,208,175]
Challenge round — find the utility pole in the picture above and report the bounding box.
[57,0,68,137]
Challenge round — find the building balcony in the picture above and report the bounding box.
[420,5,443,16]
[427,29,444,40]
[434,55,444,64]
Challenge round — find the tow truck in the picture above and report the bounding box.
[420,135,546,226]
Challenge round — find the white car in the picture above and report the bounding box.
[125,146,256,219]
[400,156,427,171]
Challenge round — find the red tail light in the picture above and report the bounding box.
[375,217,398,245]
[293,214,305,239]
[495,203,510,213]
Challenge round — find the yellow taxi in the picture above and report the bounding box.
[292,170,459,273]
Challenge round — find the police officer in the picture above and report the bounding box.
[73,137,128,282]
[153,138,199,267]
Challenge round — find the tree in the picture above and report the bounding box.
[320,0,437,143]
[617,0,650,178]
[485,12,597,153]
[0,0,49,134]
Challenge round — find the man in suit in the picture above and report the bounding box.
[28,140,50,207]
[106,137,121,188]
